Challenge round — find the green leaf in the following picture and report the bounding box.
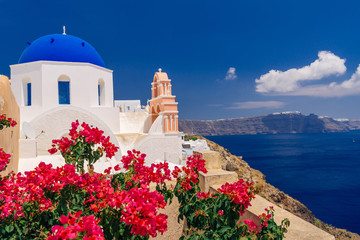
[5,225,14,233]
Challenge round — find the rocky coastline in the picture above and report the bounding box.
[199,135,360,240]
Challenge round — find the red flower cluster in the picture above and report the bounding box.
[217,180,256,214]
[257,207,274,228]
[47,211,104,240]
[114,164,121,171]
[197,192,210,199]
[243,219,258,230]
[0,172,24,220]
[109,188,168,237]
[172,155,208,191]
[48,120,119,159]
[121,150,171,186]
[0,148,10,171]
[0,114,17,130]
[186,155,207,173]
[49,137,73,155]
[121,149,146,170]
[0,163,83,219]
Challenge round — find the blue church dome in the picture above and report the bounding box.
[18,34,106,67]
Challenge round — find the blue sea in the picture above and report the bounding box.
[207,131,360,234]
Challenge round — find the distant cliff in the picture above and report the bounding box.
[179,112,360,136]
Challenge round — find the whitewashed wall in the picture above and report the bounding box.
[135,134,182,165]
[10,61,120,134]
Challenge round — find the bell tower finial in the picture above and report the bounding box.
[158,68,162,73]
[62,26,66,35]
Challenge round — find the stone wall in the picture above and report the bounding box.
[0,75,20,176]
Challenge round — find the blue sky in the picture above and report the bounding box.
[1,0,360,120]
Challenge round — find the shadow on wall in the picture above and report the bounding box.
[0,75,20,176]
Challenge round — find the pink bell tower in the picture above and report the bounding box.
[149,68,179,133]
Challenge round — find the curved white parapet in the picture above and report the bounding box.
[148,114,163,134]
[142,115,152,133]
[27,106,122,159]
[22,121,36,139]
[17,154,120,175]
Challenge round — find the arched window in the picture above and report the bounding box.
[58,75,70,104]
[22,77,31,106]
[98,79,105,106]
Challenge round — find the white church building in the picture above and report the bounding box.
[9,30,182,172]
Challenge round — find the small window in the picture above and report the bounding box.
[22,77,31,106]
[26,83,31,106]
[98,85,101,105]
[59,81,70,104]
[98,79,105,106]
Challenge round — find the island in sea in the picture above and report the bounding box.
[179,111,360,136]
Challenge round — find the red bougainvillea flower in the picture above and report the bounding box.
[172,155,207,191]
[0,114,17,130]
[197,192,210,199]
[104,167,112,175]
[0,148,11,171]
[217,180,256,215]
[186,155,207,174]
[103,187,168,237]
[114,164,121,171]
[257,208,274,228]
[243,219,258,230]
[47,211,105,240]
[120,150,171,186]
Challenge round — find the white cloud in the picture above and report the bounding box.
[255,51,346,93]
[225,67,237,80]
[228,101,285,109]
[283,64,360,97]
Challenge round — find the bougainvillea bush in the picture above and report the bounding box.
[48,120,118,173]
[0,119,289,239]
[172,156,290,240]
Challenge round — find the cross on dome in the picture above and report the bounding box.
[62,26,66,35]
